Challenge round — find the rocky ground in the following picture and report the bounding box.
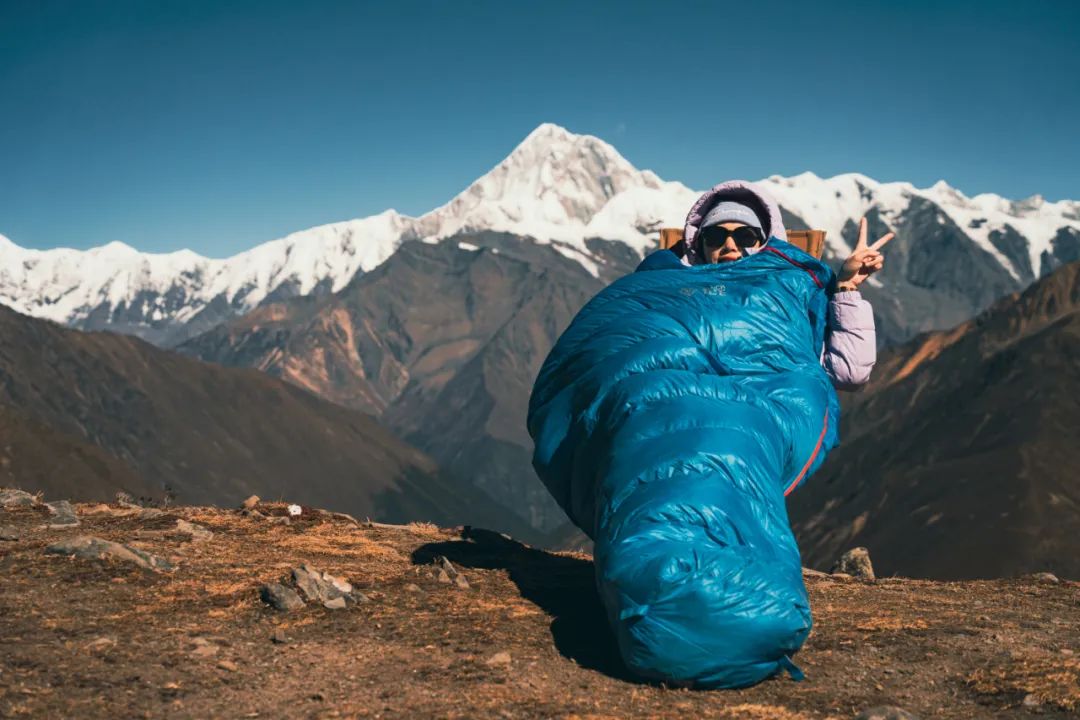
[1,489,1078,719]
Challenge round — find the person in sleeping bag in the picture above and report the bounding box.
[527,179,894,689]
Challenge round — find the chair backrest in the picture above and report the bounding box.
[659,228,827,259]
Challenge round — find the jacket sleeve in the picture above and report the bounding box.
[821,290,876,391]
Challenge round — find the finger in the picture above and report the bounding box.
[870,232,895,251]
[856,217,868,250]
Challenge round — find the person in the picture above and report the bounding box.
[529,179,884,688]
[639,180,893,391]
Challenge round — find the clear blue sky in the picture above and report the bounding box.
[2,0,1077,256]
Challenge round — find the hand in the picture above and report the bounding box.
[837,217,894,290]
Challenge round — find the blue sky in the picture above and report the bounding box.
[2,0,1077,256]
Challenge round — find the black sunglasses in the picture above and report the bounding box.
[700,225,764,249]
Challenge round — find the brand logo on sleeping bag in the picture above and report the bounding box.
[680,285,727,297]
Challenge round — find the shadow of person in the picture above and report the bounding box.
[412,527,638,682]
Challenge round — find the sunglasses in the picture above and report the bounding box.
[700,225,764,249]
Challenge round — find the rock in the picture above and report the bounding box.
[270,629,289,644]
[216,659,238,672]
[855,707,919,720]
[802,567,830,578]
[241,495,260,509]
[46,500,80,527]
[190,638,219,659]
[430,555,470,590]
[241,508,264,519]
[1022,693,1041,707]
[84,636,117,655]
[0,488,38,508]
[266,516,290,526]
[831,547,876,581]
[485,651,512,666]
[175,519,214,542]
[260,583,305,611]
[292,564,356,605]
[45,536,175,572]
[1029,572,1060,584]
[323,597,347,610]
[136,508,166,520]
[114,491,140,508]
[0,525,19,541]
[403,583,422,593]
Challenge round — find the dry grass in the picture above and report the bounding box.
[967,651,1080,711]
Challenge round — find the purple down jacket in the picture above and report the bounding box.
[682,179,876,391]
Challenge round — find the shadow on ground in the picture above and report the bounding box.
[412,528,637,682]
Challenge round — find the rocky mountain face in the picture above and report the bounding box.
[789,261,1080,580]
[3,124,1077,351]
[178,235,638,533]
[0,304,537,538]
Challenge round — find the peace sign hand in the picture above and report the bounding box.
[838,217,894,290]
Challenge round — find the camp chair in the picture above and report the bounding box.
[659,228,826,259]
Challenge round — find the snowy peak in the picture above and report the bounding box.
[419,123,691,253]
[760,170,1080,282]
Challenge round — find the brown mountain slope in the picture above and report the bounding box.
[0,404,153,501]
[0,304,536,536]
[179,236,622,532]
[789,261,1080,580]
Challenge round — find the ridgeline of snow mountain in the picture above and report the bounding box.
[3,122,1078,346]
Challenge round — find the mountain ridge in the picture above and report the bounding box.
[3,123,1078,345]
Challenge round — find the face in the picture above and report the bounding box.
[701,222,763,264]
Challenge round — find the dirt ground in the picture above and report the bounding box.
[1,500,1078,719]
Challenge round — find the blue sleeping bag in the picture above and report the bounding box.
[527,235,840,689]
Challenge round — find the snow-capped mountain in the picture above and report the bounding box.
[1,122,1077,345]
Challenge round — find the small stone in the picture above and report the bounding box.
[831,547,875,581]
[292,564,354,605]
[323,597,347,610]
[84,637,117,655]
[115,492,140,508]
[46,500,80,527]
[435,568,452,583]
[216,659,238,672]
[266,516,290,525]
[241,495,260,510]
[1030,572,1060,584]
[403,583,422,593]
[46,536,175,572]
[453,574,470,590]
[174,519,213,542]
[1022,694,1041,707]
[855,707,919,720]
[0,488,38,508]
[190,638,219,659]
[270,629,289,644]
[260,583,305,611]
[1062,648,1074,656]
[241,508,265,519]
[802,567,829,578]
[0,525,19,541]
[485,651,512,666]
